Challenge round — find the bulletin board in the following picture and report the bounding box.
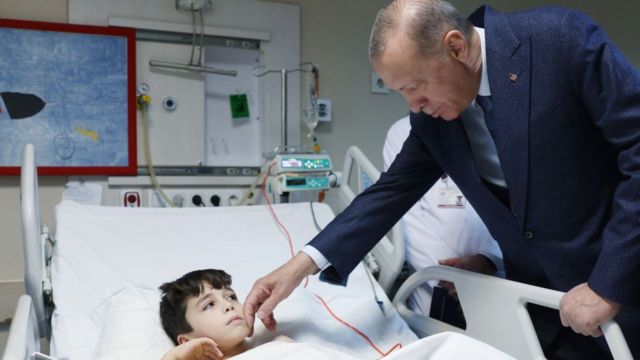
[0,18,136,175]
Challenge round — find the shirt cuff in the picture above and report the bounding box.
[301,245,331,271]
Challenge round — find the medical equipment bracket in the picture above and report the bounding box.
[148,2,237,77]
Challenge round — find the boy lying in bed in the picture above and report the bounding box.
[159,269,291,360]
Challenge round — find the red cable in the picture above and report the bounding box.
[260,163,403,358]
[314,294,403,358]
[261,164,308,287]
[261,163,296,258]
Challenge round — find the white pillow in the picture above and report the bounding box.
[90,286,174,359]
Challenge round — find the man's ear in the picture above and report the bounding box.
[177,334,190,345]
[443,30,468,60]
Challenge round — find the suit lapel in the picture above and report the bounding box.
[484,7,531,229]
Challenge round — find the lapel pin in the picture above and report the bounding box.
[509,72,518,82]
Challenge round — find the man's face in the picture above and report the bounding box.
[372,33,477,121]
[182,284,250,351]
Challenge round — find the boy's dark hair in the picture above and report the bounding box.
[159,269,232,345]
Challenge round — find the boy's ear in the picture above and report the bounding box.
[177,334,190,345]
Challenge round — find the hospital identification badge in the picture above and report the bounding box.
[437,187,465,208]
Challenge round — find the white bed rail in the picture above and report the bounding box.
[393,265,632,360]
[20,144,49,337]
[2,295,41,360]
[337,146,404,293]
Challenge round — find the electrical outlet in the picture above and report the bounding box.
[316,99,332,122]
[147,188,255,208]
[371,72,389,94]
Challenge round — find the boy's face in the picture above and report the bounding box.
[179,284,250,350]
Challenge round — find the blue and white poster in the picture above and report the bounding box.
[0,22,133,174]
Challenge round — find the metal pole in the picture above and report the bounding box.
[281,69,288,149]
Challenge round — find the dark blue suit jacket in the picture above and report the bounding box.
[309,5,640,353]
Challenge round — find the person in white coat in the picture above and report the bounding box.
[383,115,503,316]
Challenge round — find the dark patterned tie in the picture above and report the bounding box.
[461,95,510,206]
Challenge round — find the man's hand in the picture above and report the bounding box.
[438,254,497,299]
[243,252,319,336]
[559,282,620,337]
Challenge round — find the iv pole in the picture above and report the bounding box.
[253,63,316,151]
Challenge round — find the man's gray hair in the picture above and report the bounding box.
[369,0,472,60]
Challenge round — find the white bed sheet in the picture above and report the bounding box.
[235,332,515,360]
[49,200,418,359]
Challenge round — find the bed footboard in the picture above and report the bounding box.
[392,265,632,360]
[2,295,41,360]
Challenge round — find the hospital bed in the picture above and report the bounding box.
[3,144,632,359]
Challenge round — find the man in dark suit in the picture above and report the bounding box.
[244,1,639,358]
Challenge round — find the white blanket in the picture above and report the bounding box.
[235,332,515,360]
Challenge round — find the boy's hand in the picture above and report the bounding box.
[161,338,224,360]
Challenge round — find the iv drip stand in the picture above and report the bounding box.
[254,63,315,150]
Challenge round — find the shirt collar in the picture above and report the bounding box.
[474,26,491,97]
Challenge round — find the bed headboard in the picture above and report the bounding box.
[337,146,404,293]
[20,143,49,337]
